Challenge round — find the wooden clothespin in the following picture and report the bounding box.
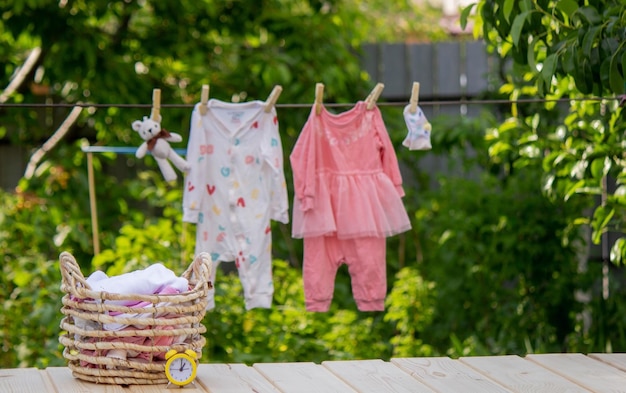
[365,83,384,110]
[199,84,209,115]
[264,85,283,113]
[315,83,324,115]
[150,88,161,121]
[409,82,420,114]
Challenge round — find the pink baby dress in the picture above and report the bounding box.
[290,101,411,239]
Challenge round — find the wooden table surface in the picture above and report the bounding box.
[2,353,626,392]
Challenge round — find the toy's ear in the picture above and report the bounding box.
[132,120,143,132]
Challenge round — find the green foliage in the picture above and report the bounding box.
[466,0,626,96]
[469,0,626,263]
[465,0,626,353]
[420,170,588,354]
[400,109,593,356]
[384,267,436,357]
[0,190,65,368]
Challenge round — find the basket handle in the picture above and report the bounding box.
[59,251,91,296]
[184,252,213,289]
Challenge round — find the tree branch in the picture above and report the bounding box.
[0,47,42,103]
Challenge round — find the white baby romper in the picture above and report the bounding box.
[183,99,289,310]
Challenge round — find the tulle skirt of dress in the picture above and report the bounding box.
[291,171,412,239]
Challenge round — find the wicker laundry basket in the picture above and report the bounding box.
[58,251,212,385]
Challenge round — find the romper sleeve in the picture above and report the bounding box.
[261,109,290,224]
[289,110,317,211]
[372,107,406,198]
[182,105,205,223]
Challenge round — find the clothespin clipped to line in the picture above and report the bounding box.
[264,85,283,113]
[315,83,324,115]
[314,81,383,113]
[199,84,210,115]
[150,88,161,121]
[409,82,420,114]
[197,84,281,114]
[365,83,384,110]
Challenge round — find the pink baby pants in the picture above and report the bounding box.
[303,235,387,312]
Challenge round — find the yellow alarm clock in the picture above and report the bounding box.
[164,349,198,387]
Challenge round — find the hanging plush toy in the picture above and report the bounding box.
[132,115,189,182]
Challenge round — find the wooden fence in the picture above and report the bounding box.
[361,40,498,118]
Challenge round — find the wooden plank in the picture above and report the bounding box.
[126,385,182,392]
[437,103,462,117]
[589,353,626,372]
[465,41,489,95]
[124,380,209,392]
[361,43,381,82]
[0,145,26,190]
[323,359,435,393]
[46,367,209,393]
[419,105,435,121]
[195,363,280,393]
[0,368,55,393]
[486,52,503,92]
[254,362,357,393]
[435,42,462,98]
[527,353,626,392]
[461,355,592,393]
[392,357,513,393]
[408,44,434,98]
[381,43,408,99]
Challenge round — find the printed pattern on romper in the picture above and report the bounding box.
[182,99,288,310]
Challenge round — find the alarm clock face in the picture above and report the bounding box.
[167,356,195,385]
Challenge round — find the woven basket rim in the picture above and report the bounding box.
[59,251,213,301]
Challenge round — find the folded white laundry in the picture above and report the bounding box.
[86,263,189,305]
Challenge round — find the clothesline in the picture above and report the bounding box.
[0,96,617,109]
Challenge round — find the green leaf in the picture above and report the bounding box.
[510,11,533,47]
[590,157,611,179]
[573,57,594,94]
[592,206,614,244]
[12,270,32,287]
[541,53,558,84]
[488,141,512,157]
[610,238,626,266]
[574,6,602,25]
[564,179,585,201]
[519,0,533,12]
[503,0,515,22]
[556,0,579,18]
[582,26,601,57]
[561,46,576,74]
[460,3,476,30]
[610,51,625,94]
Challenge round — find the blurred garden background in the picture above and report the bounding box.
[1,0,626,370]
